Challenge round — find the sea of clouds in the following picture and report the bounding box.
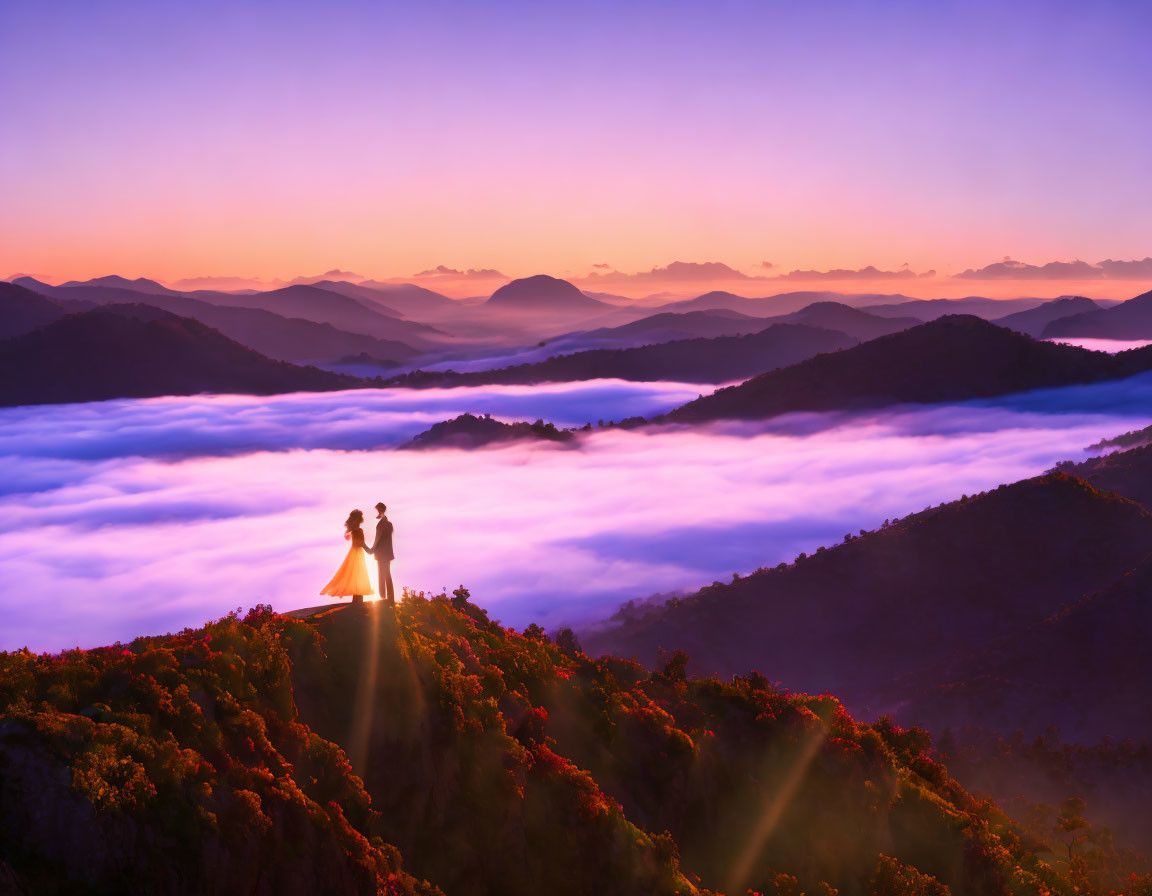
[2,376,1151,653]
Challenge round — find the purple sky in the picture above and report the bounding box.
[1,0,1150,283]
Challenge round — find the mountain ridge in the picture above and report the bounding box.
[583,471,1152,741]
[0,306,359,407]
[664,314,1151,423]
[486,275,614,313]
[383,323,858,388]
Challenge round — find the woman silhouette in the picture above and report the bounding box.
[321,509,375,605]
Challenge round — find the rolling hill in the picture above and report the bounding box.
[0,593,1093,895]
[583,472,1152,739]
[56,274,183,296]
[895,552,1152,742]
[330,279,463,319]
[0,281,90,340]
[572,309,770,346]
[1043,288,1152,339]
[6,281,423,364]
[15,278,444,347]
[1052,438,1152,510]
[861,296,1047,320]
[173,284,446,345]
[103,293,422,363]
[568,301,918,348]
[384,323,859,388]
[402,413,575,449]
[665,315,1149,423]
[652,290,916,317]
[991,295,1099,337]
[0,306,358,406]
[486,275,614,314]
[759,301,920,340]
[12,275,184,306]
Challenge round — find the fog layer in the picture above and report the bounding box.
[1,379,1147,652]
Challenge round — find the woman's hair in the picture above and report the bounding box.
[345,509,364,530]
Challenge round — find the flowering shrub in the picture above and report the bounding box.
[2,592,1130,895]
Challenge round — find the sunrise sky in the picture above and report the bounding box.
[2,0,1150,291]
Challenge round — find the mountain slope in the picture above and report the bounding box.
[402,413,575,449]
[384,324,858,388]
[17,278,445,347]
[571,302,918,348]
[0,608,439,895]
[0,597,1080,896]
[653,290,916,317]
[174,284,446,345]
[101,293,422,363]
[573,310,770,346]
[991,295,1099,337]
[763,300,921,340]
[319,280,461,319]
[861,296,1046,320]
[486,275,613,313]
[57,274,182,296]
[1043,288,1152,339]
[0,281,91,340]
[665,315,1142,422]
[301,279,408,316]
[12,275,185,307]
[1053,440,1152,510]
[0,306,358,406]
[895,553,1152,742]
[584,472,1152,732]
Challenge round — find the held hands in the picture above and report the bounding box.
[344,531,352,541]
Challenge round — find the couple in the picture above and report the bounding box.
[321,502,396,606]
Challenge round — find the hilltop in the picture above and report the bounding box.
[1044,289,1152,339]
[665,315,1145,422]
[16,278,443,347]
[991,295,1099,337]
[0,281,90,340]
[567,301,917,349]
[384,324,857,388]
[584,472,1152,739]
[572,309,772,346]
[402,413,576,449]
[0,306,357,407]
[1053,439,1152,510]
[486,275,613,314]
[0,595,1105,895]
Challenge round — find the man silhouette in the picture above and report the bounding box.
[367,502,396,605]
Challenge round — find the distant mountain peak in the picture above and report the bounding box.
[1041,287,1152,339]
[59,275,176,295]
[288,270,367,286]
[486,275,610,312]
[666,314,1144,423]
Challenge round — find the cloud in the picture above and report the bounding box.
[956,257,1152,280]
[1096,258,1152,279]
[580,261,751,284]
[2,378,1151,653]
[413,265,508,280]
[772,265,935,281]
[169,276,285,291]
[577,260,936,286]
[288,270,367,285]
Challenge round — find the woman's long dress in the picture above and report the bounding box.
[321,527,374,597]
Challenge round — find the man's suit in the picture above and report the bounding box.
[368,517,396,604]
